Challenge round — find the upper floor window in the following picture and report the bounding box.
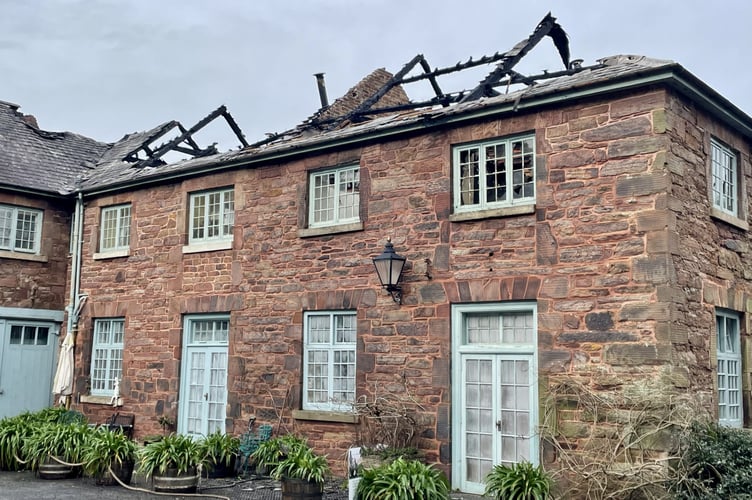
[453,135,535,213]
[303,311,356,411]
[711,139,740,218]
[91,318,124,397]
[189,188,234,245]
[717,309,743,428]
[0,204,42,254]
[309,165,360,228]
[99,204,131,252]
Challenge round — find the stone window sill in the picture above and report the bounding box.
[80,394,122,407]
[298,222,364,238]
[450,203,536,222]
[93,249,130,260]
[0,250,47,262]
[292,409,359,423]
[182,240,233,254]
[711,207,749,231]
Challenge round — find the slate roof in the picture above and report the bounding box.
[0,100,110,196]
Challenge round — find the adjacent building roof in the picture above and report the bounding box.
[0,100,109,197]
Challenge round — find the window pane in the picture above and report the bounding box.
[310,167,359,226]
[91,319,125,395]
[0,207,12,248]
[304,312,356,409]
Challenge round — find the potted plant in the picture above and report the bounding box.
[484,461,552,500]
[356,457,450,499]
[251,434,330,499]
[0,414,36,470]
[22,421,92,479]
[200,430,240,478]
[82,426,138,485]
[138,433,204,493]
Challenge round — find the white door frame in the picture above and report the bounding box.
[451,302,539,494]
[178,314,230,437]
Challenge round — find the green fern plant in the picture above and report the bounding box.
[357,457,450,500]
[484,461,552,500]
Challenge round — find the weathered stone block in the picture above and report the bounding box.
[580,116,652,143]
[585,311,614,330]
[615,172,669,197]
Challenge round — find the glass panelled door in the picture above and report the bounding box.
[452,304,538,494]
[179,316,229,437]
[462,355,535,490]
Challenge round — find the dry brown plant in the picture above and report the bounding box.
[541,375,708,500]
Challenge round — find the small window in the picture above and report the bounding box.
[303,311,357,411]
[711,139,740,218]
[308,166,360,228]
[717,309,742,428]
[188,188,234,244]
[91,319,124,396]
[187,317,229,344]
[0,204,43,254]
[99,204,131,252]
[9,325,49,345]
[453,136,535,213]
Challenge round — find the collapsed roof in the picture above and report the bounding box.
[3,13,751,198]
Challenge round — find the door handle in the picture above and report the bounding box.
[496,420,501,431]
[204,393,208,400]
[0,389,4,395]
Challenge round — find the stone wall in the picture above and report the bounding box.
[0,192,72,311]
[72,87,715,475]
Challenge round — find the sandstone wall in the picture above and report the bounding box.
[74,89,693,472]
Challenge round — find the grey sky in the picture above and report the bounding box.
[2,0,750,153]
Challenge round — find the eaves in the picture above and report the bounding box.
[81,64,752,198]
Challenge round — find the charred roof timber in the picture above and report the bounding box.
[305,12,585,130]
[128,105,248,168]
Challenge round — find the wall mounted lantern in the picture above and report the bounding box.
[372,238,407,304]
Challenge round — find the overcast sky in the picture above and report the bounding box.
[2,0,750,153]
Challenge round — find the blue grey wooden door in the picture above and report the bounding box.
[0,320,57,418]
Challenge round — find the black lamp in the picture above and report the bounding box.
[372,238,407,304]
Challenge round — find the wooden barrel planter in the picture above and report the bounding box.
[205,455,237,478]
[95,459,135,486]
[281,478,324,500]
[152,467,199,493]
[37,456,78,480]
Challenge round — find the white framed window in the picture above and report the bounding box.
[0,204,43,254]
[303,311,357,411]
[91,318,124,397]
[308,165,360,228]
[711,139,739,217]
[99,204,131,252]
[453,135,535,213]
[188,188,234,244]
[717,309,742,428]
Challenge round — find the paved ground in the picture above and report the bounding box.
[0,470,349,500]
[0,469,484,499]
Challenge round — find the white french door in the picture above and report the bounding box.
[452,304,538,494]
[179,316,229,437]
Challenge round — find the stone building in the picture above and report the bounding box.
[2,16,752,495]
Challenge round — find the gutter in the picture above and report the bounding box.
[81,65,752,197]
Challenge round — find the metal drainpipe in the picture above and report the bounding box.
[66,192,84,339]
